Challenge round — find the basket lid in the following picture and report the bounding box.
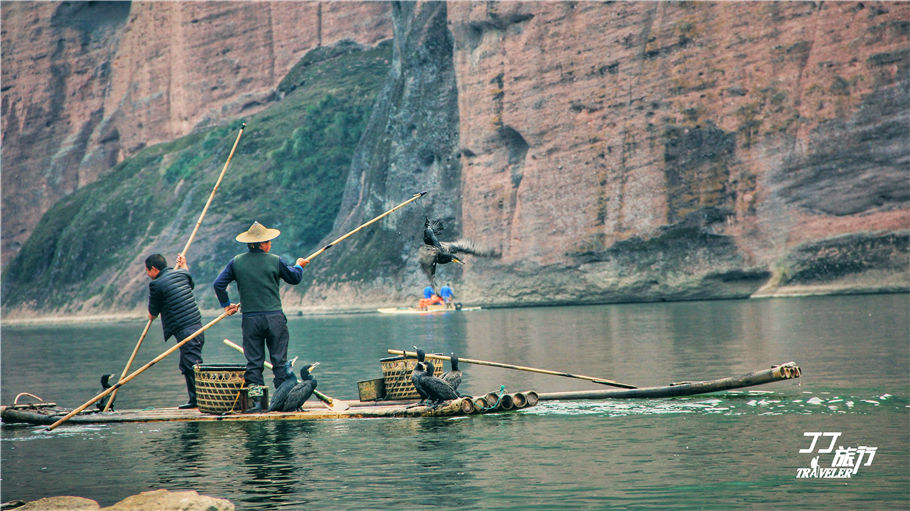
[195,363,247,371]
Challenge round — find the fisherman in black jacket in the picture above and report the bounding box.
[146,253,204,409]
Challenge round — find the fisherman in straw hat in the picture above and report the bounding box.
[213,221,309,413]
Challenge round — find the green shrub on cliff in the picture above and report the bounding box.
[2,41,392,312]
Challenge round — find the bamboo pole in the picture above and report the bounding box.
[303,192,427,261]
[47,310,234,430]
[221,339,347,411]
[103,318,153,412]
[510,392,527,408]
[387,349,637,389]
[181,122,245,258]
[535,362,802,400]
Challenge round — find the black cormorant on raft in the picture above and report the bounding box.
[412,361,459,408]
[441,353,463,393]
[95,374,117,412]
[281,363,319,411]
[268,360,303,412]
[411,348,431,405]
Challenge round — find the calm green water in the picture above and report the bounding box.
[2,294,908,509]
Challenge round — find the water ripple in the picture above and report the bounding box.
[524,390,907,417]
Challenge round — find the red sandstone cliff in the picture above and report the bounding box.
[1,1,391,268]
[1,1,907,316]
[447,1,908,300]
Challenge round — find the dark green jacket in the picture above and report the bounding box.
[213,249,304,313]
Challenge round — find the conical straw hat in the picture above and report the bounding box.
[235,221,280,243]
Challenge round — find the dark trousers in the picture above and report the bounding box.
[174,324,204,402]
[241,312,290,389]
[174,324,204,375]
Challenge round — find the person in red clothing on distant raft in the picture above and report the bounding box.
[418,285,444,310]
[212,221,309,413]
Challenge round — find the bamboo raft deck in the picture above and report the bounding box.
[0,392,536,426]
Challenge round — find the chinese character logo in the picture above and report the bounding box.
[796,432,877,479]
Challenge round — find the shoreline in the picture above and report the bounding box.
[2,288,906,327]
[0,307,379,327]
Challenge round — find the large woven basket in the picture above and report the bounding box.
[194,364,248,414]
[380,356,444,400]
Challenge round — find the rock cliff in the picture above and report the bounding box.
[1,1,907,317]
[444,1,908,303]
[1,1,392,268]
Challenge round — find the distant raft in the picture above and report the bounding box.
[377,304,481,315]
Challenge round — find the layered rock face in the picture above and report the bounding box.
[447,1,908,302]
[1,1,391,268]
[278,1,465,311]
[2,1,907,316]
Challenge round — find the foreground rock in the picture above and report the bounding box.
[5,490,233,511]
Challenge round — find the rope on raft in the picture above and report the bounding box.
[483,385,507,411]
[14,392,46,405]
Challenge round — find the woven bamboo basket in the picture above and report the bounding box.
[380,356,444,399]
[194,364,248,414]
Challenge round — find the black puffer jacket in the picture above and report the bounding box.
[148,268,202,340]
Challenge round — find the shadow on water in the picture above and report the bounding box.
[149,422,204,482]
[238,422,316,509]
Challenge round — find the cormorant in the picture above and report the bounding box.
[268,360,300,412]
[441,353,463,393]
[279,363,319,412]
[413,362,460,407]
[418,218,481,288]
[411,347,437,376]
[96,374,117,411]
[411,347,431,404]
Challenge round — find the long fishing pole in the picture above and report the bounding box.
[303,191,427,261]
[387,349,637,389]
[181,121,246,258]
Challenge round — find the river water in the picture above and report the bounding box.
[2,294,907,509]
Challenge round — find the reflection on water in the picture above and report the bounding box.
[238,422,315,507]
[2,294,908,509]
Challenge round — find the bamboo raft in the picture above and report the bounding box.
[1,362,801,427]
[377,305,482,315]
[0,390,539,426]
